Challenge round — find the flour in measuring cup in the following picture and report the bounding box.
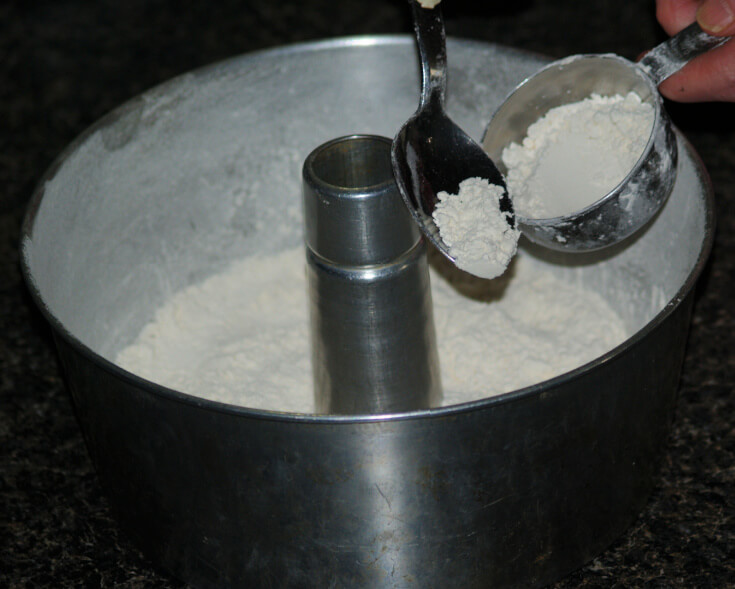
[502,92,655,218]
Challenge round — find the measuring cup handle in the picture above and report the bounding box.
[639,22,731,86]
[410,0,447,110]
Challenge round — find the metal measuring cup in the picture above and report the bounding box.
[482,23,730,252]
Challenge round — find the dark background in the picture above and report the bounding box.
[2,0,734,586]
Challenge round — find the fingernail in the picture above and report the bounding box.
[697,0,735,33]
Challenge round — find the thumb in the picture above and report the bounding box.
[697,0,735,35]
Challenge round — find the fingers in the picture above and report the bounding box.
[697,0,735,34]
[655,0,735,35]
[655,0,699,35]
[658,38,735,102]
[655,0,735,101]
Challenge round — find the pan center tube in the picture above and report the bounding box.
[302,134,442,414]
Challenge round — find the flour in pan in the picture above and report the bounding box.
[116,247,627,412]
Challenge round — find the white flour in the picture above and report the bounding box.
[432,177,520,279]
[502,92,655,218]
[116,247,628,413]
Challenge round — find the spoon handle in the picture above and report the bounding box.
[639,22,731,86]
[410,0,447,109]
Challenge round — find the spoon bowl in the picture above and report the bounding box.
[483,23,729,252]
[391,1,514,269]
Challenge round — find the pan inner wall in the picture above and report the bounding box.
[26,39,705,374]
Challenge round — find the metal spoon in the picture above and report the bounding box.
[391,0,514,270]
[482,23,730,252]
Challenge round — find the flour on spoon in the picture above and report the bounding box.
[432,177,519,279]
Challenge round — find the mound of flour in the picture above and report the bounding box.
[116,247,628,413]
[432,177,520,280]
[502,92,655,218]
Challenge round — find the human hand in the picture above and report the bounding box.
[655,0,735,101]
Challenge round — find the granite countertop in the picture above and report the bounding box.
[2,0,734,586]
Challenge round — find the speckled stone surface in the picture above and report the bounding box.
[2,0,734,587]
